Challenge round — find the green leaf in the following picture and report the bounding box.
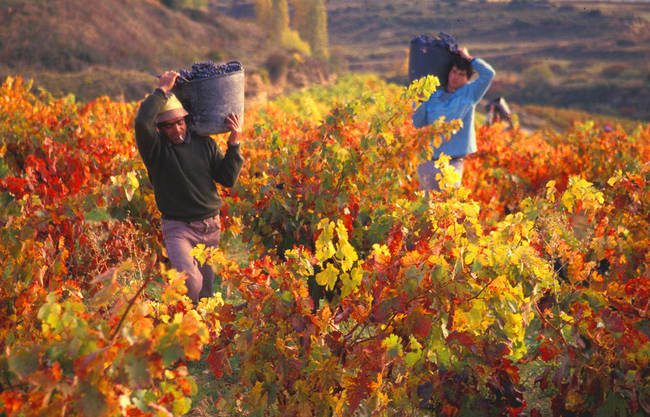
[280,290,293,304]
[404,350,422,367]
[173,396,192,416]
[84,208,111,222]
[76,383,108,417]
[382,334,403,358]
[132,389,157,412]
[595,393,628,417]
[0,159,9,179]
[125,353,151,387]
[37,293,62,333]
[161,345,184,367]
[8,347,39,379]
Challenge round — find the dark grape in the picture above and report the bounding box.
[410,31,458,53]
[175,61,243,85]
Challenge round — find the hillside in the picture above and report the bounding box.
[213,0,650,121]
[2,0,649,121]
[324,0,650,121]
[0,0,334,102]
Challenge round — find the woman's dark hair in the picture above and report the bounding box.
[449,54,474,78]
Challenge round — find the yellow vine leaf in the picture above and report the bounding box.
[464,244,480,266]
[316,262,339,291]
[315,220,336,263]
[546,180,557,202]
[340,266,363,297]
[372,243,390,258]
[337,240,358,272]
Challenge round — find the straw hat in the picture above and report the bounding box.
[156,94,189,123]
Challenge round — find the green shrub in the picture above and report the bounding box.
[161,0,207,10]
[265,53,291,83]
[280,29,312,56]
[206,49,225,63]
[522,62,555,87]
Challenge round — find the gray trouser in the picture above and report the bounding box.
[161,214,221,303]
[417,157,465,193]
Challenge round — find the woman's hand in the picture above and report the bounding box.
[225,112,243,145]
[458,47,474,62]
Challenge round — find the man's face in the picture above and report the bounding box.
[159,117,187,144]
[447,66,470,93]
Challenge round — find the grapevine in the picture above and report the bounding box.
[0,75,648,417]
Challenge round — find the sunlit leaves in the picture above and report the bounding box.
[406,74,440,103]
[315,219,336,262]
[313,219,361,291]
[561,177,604,213]
[1,74,648,417]
[382,334,403,358]
[315,262,338,290]
[110,171,140,202]
[434,153,463,192]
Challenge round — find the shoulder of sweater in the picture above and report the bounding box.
[471,58,496,73]
[188,132,219,151]
[146,88,168,104]
[188,131,214,142]
[471,57,485,66]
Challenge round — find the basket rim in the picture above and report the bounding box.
[174,68,245,86]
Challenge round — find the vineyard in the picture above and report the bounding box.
[0,74,648,416]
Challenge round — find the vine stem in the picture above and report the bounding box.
[109,237,151,342]
[466,274,499,302]
[533,302,602,374]
[109,273,152,342]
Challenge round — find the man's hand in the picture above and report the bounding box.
[225,112,243,145]
[158,71,179,93]
[458,47,474,62]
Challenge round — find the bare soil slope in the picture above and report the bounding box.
[0,0,333,102]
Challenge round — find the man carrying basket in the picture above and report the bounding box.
[134,70,244,305]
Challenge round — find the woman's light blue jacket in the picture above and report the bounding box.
[412,58,495,158]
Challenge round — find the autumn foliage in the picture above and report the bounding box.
[0,75,648,416]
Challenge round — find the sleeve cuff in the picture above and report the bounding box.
[154,88,172,99]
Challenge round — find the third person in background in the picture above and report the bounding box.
[485,96,514,129]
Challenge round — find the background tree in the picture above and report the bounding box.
[271,0,290,36]
[291,0,329,60]
[254,0,272,30]
[255,0,311,55]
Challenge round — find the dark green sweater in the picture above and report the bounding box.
[134,88,244,222]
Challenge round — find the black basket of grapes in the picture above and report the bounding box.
[171,61,244,135]
[408,32,458,87]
